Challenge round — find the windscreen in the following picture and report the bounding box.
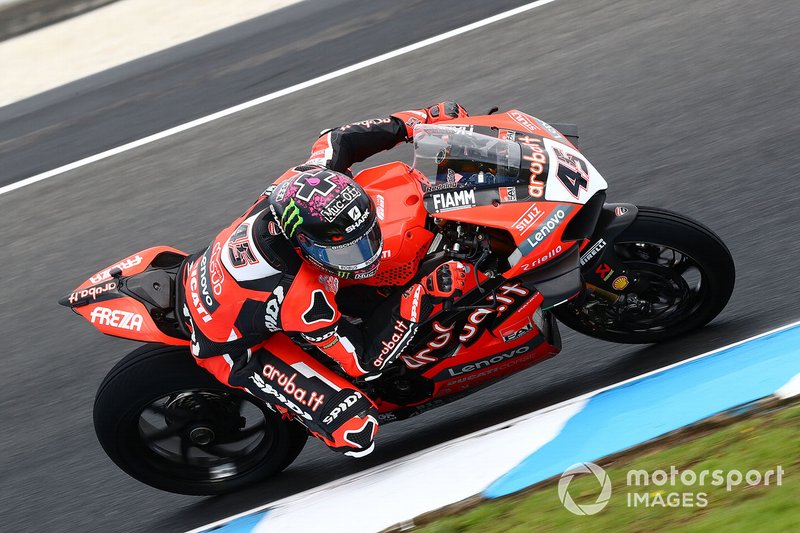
[413,124,521,189]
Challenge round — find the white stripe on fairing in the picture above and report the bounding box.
[1,0,561,197]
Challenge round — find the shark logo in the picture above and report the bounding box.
[281,199,304,237]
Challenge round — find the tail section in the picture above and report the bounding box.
[60,246,190,345]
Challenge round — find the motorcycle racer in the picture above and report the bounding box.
[179,102,469,456]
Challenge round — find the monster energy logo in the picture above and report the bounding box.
[281,199,304,237]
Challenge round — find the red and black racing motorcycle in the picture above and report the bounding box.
[61,110,734,494]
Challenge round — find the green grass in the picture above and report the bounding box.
[415,402,800,533]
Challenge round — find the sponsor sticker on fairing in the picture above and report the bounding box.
[68,281,117,305]
[376,194,385,220]
[459,283,530,344]
[500,321,533,342]
[526,208,567,249]
[499,186,517,203]
[90,255,143,284]
[520,244,563,271]
[90,306,143,331]
[509,110,540,133]
[401,321,454,369]
[517,135,547,198]
[445,345,531,377]
[430,189,476,213]
[513,204,545,235]
[534,117,566,141]
[612,275,629,290]
[580,239,606,266]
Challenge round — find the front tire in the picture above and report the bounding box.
[94,344,308,495]
[554,207,735,343]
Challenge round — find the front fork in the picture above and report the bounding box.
[577,203,639,302]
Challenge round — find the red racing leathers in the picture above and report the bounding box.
[179,103,467,456]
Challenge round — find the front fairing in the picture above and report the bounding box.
[413,111,607,207]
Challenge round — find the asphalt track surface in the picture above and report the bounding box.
[1,0,798,531]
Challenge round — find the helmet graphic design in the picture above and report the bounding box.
[269,168,383,279]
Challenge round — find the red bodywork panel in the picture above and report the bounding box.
[375,287,560,412]
[352,162,433,286]
[64,246,190,346]
[442,109,578,149]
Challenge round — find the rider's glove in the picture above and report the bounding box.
[392,101,469,138]
[397,261,468,323]
[421,261,468,305]
[425,101,469,124]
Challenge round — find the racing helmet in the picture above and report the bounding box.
[268,169,383,279]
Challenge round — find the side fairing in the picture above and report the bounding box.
[352,162,433,286]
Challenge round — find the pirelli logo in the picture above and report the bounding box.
[580,239,606,266]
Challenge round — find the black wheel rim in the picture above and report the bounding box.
[568,241,709,337]
[134,389,278,483]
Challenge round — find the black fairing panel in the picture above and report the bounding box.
[563,191,606,241]
[578,203,639,271]
[517,243,582,308]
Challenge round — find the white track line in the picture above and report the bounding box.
[186,319,800,533]
[0,0,560,197]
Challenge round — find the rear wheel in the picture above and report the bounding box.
[553,207,735,343]
[94,344,308,495]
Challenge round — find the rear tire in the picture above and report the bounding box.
[554,207,735,343]
[94,344,308,495]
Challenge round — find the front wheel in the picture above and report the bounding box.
[553,207,735,344]
[94,344,308,495]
